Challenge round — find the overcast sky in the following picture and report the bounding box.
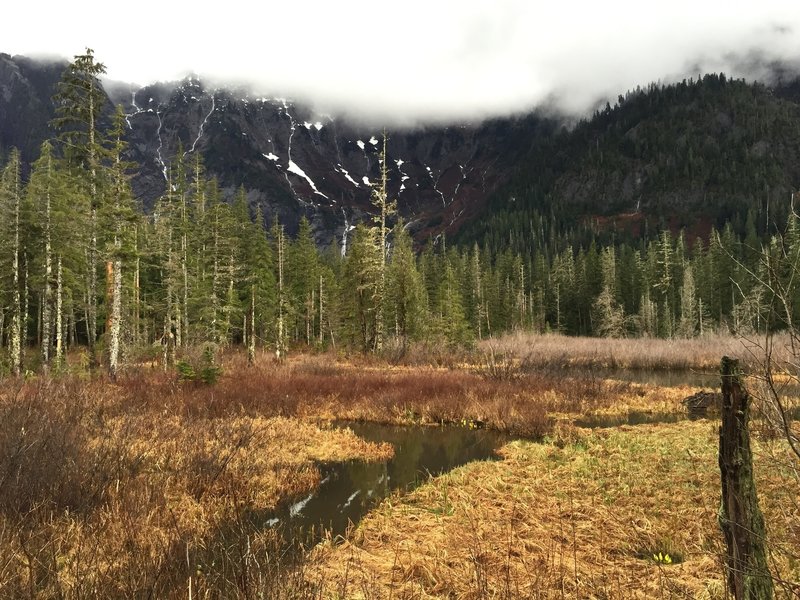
[6,1,800,123]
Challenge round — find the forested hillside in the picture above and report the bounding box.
[460,73,800,255]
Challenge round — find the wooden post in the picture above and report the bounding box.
[719,356,773,600]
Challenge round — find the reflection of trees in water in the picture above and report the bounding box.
[267,423,504,542]
[350,423,503,492]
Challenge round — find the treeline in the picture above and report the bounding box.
[1,51,799,378]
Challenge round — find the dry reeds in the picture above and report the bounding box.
[479,331,792,372]
[0,372,389,599]
[0,348,718,598]
[311,420,800,598]
[144,350,690,437]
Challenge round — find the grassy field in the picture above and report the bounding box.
[0,367,393,598]
[311,421,800,599]
[0,339,797,598]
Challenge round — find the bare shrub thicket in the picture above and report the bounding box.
[0,367,391,599]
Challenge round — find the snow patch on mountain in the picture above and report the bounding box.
[186,94,216,156]
[288,160,329,199]
[337,165,359,187]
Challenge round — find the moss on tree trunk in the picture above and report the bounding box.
[719,356,773,599]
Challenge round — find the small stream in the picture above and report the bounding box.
[255,367,798,546]
[261,422,507,543]
[574,411,688,428]
[597,367,718,388]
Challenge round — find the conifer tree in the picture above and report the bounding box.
[273,220,288,360]
[677,261,698,337]
[341,223,381,352]
[434,256,471,346]
[386,219,424,345]
[24,142,58,370]
[370,133,397,352]
[52,48,108,368]
[594,246,626,337]
[104,107,137,379]
[287,217,319,345]
[1,151,23,375]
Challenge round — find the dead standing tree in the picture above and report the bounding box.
[719,356,773,600]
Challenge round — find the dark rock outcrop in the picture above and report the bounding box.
[1,53,553,246]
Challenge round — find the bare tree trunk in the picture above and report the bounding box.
[248,285,255,365]
[226,250,235,346]
[134,233,140,347]
[719,356,773,600]
[182,192,189,346]
[88,207,98,369]
[105,260,114,335]
[276,225,286,361]
[211,210,220,344]
[87,79,100,370]
[307,290,313,346]
[55,256,64,368]
[22,255,29,365]
[41,159,53,369]
[108,254,122,380]
[319,274,324,347]
[9,156,22,376]
[372,133,394,353]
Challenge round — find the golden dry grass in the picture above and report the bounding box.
[0,375,391,598]
[479,331,793,371]
[311,420,800,599]
[188,351,699,436]
[1,345,781,598]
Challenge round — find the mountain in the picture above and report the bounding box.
[108,79,555,244]
[3,53,800,252]
[0,53,554,246]
[0,53,66,164]
[458,73,800,252]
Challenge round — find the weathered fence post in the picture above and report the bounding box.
[719,356,773,599]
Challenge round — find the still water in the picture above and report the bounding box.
[262,422,507,541]
[258,368,797,544]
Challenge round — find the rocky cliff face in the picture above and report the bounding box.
[0,53,65,164]
[110,78,551,244]
[0,51,552,247]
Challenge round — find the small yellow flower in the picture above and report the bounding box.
[652,552,672,564]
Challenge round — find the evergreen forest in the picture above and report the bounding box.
[2,51,800,379]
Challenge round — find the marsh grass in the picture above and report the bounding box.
[0,348,711,598]
[0,371,389,599]
[194,351,690,435]
[479,331,790,372]
[311,421,800,599]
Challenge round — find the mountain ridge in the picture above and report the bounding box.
[0,52,553,245]
[2,52,800,251]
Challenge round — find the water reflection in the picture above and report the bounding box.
[261,422,506,542]
[595,368,718,388]
[574,411,688,428]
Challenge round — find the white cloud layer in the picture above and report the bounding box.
[6,0,800,123]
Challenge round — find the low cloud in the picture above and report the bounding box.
[6,0,800,124]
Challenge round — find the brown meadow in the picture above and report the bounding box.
[1,339,795,598]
